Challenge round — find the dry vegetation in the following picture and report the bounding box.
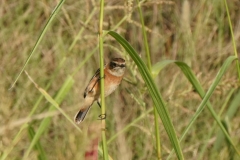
[1,0,240,159]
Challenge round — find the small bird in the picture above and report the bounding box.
[74,58,126,124]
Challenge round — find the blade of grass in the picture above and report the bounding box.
[151,57,240,158]
[0,57,67,160]
[166,57,240,159]
[214,89,240,151]
[224,0,240,81]
[142,55,240,158]
[136,0,161,159]
[135,56,240,158]
[151,60,176,78]
[174,57,238,144]
[28,125,47,160]
[108,31,184,160]
[198,88,235,160]
[23,72,80,159]
[9,0,65,90]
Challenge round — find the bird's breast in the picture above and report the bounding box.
[104,74,123,97]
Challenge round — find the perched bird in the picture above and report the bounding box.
[74,58,126,124]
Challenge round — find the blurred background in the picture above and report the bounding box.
[1,0,240,159]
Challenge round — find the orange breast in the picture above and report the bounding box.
[104,69,123,97]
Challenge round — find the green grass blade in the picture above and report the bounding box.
[198,88,235,160]
[0,59,68,160]
[126,47,240,158]
[136,0,161,158]
[23,75,79,159]
[28,125,47,160]
[108,31,184,160]
[174,61,204,95]
[165,56,240,158]
[214,89,240,150]
[176,56,239,148]
[224,0,240,80]
[9,0,65,90]
[151,60,176,78]
[225,90,240,120]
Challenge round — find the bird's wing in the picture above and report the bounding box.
[83,68,100,98]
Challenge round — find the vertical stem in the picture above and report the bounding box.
[137,0,161,159]
[224,0,240,82]
[99,0,109,159]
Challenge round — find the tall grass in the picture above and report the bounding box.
[1,0,240,159]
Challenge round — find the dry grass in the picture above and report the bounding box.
[1,0,240,159]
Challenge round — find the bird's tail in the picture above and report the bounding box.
[74,104,92,124]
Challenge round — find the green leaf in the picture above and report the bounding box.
[108,31,184,160]
[151,57,240,158]
[176,57,239,152]
[166,56,240,159]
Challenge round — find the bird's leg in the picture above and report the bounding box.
[97,101,101,108]
[97,100,106,119]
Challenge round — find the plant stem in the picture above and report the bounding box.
[99,0,109,159]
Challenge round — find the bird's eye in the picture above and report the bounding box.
[110,62,117,68]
